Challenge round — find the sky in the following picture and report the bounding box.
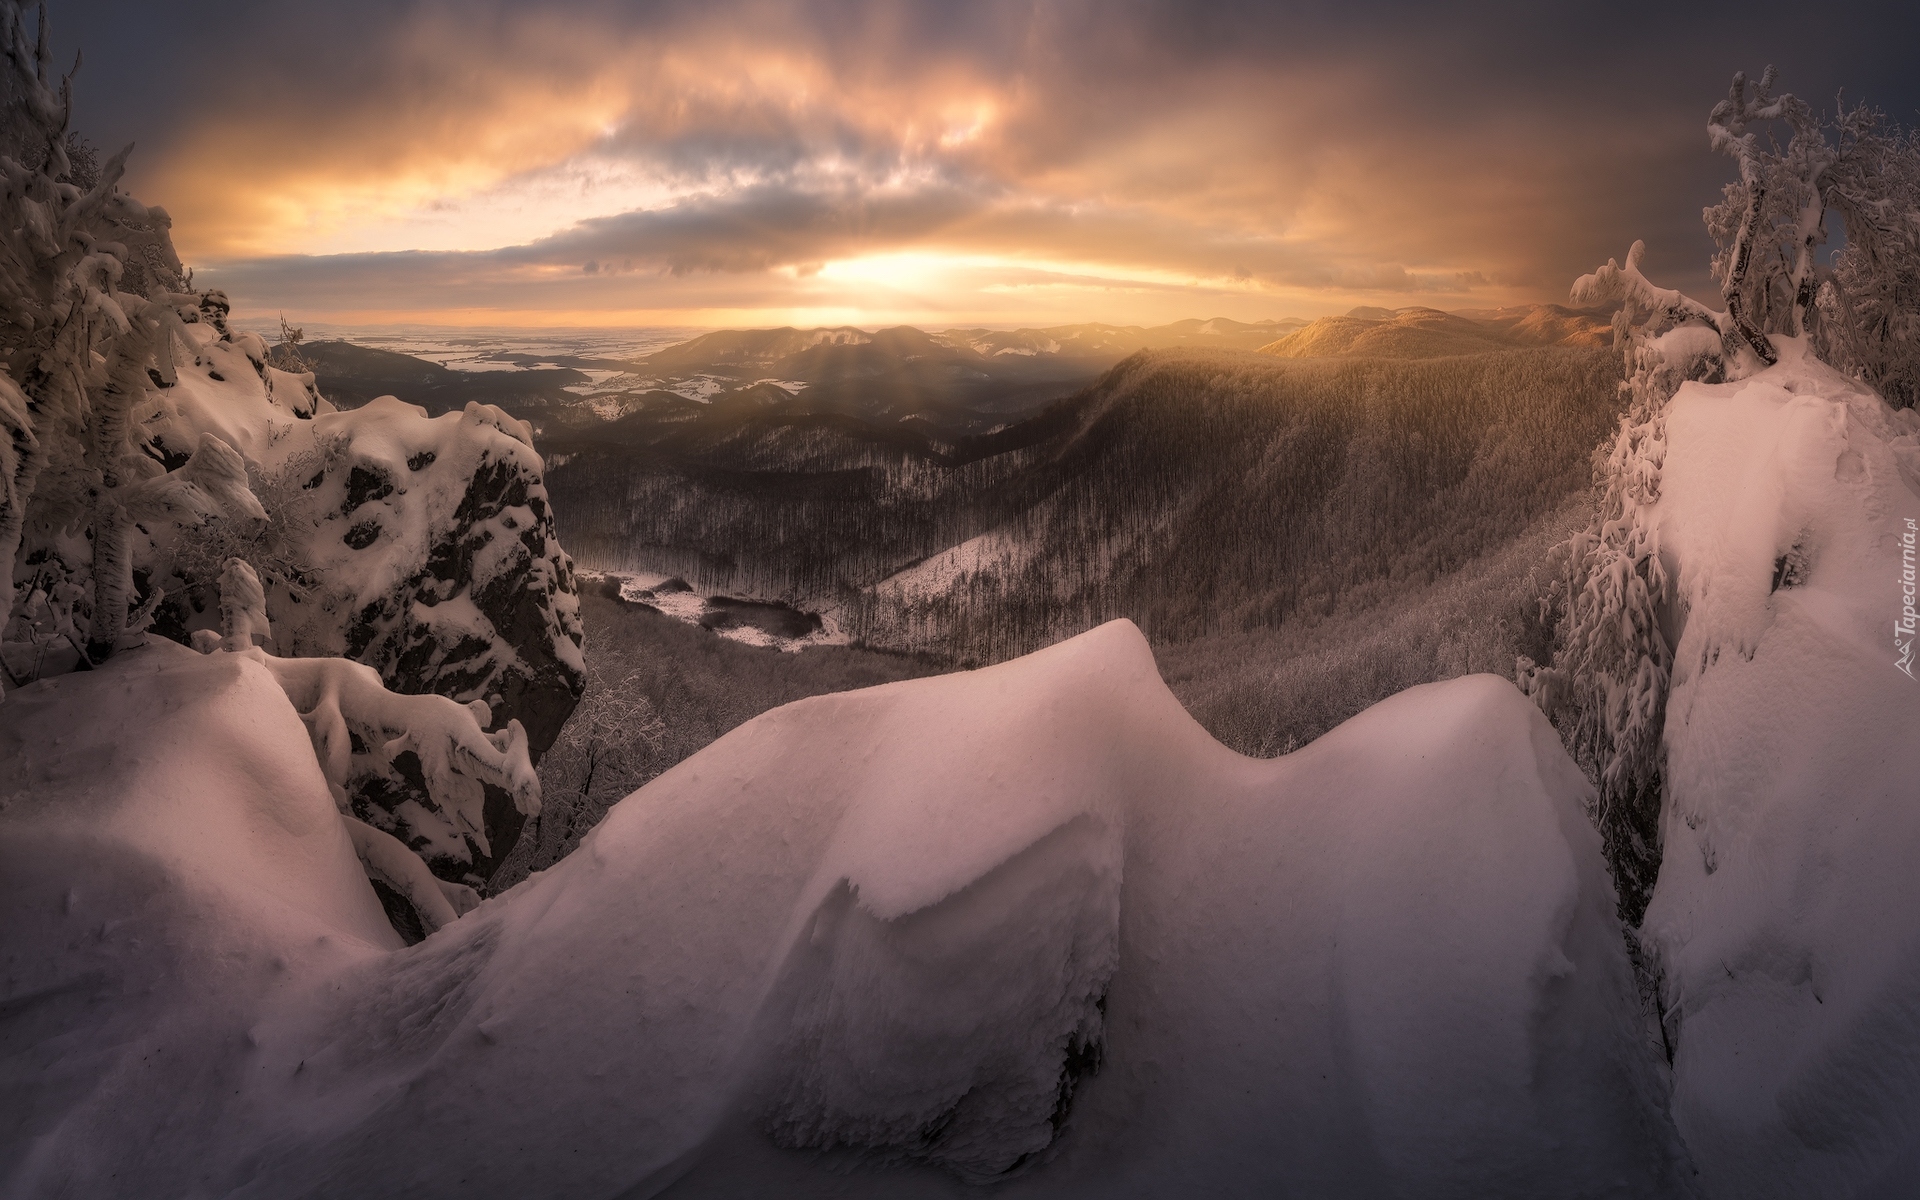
[46,0,1920,330]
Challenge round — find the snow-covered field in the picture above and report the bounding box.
[874,528,1032,606]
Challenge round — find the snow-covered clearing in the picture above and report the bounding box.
[748,377,811,393]
[874,528,1032,607]
[559,368,625,394]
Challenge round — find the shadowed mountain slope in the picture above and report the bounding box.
[1258,304,1612,359]
[546,344,1626,663]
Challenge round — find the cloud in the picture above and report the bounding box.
[56,0,1920,325]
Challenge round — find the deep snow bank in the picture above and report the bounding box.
[0,640,400,1189]
[1,621,1685,1198]
[1643,340,1920,1198]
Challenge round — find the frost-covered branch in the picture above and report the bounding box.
[215,557,270,651]
[1704,67,1803,365]
[342,814,477,935]
[204,553,540,888]
[254,648,540,850]
[1572,240,1724,343]
[1580,67,1920,399]
[193,561,514,931]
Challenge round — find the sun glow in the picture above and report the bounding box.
[814,250,1230,294]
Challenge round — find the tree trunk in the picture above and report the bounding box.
[1789,195,1827,338]
[0,409,40,648]
[82,316,156,663]
[1723,178,1780,367]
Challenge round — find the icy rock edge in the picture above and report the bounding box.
[139,351,586,882]
[0,620,1690,1199]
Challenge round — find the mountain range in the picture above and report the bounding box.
[274,305,1614,443]
[1255,304,1613,358]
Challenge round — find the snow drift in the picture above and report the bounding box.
[0,621,1685,1198]
[1642,340,1920,1199]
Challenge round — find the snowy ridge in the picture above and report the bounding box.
[0,621,1685,1197]
[1642,340,1920,1198]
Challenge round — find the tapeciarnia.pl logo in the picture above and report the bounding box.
[1899,517,1918,679]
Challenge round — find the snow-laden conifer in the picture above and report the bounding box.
[0,2,262,666]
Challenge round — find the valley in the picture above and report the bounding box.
[247,305,1633,880]
[442,319,1633,878]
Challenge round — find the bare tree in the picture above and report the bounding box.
[528,658,666,859]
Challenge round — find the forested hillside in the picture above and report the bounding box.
[1257,304,1612,358]
[547,345,1626,664]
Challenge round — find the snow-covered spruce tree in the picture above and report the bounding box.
[0,4,262,666]
[1526,67,1920,924]
[1519,261,1687,925]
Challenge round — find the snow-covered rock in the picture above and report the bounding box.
[1642,339,1920,1198]
[129,312,584,881]
[0,620,1686,1198]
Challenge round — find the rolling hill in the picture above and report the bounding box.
[275,308,1599,445]
[1257,304,1612,358]
[938,316,1306,357]
[275,340,593,414]
[274,317,1319,441]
